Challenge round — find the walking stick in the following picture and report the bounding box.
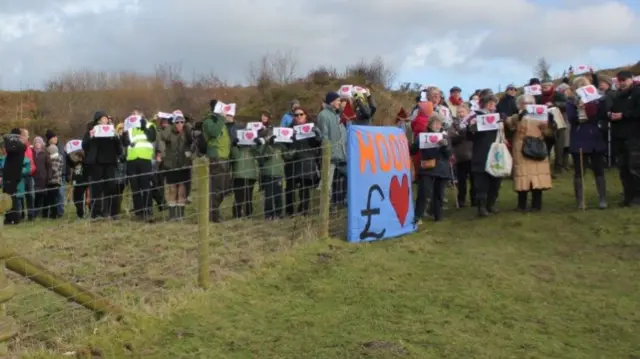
[579,148,586,210]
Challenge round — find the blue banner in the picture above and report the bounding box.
[346,125,416,243]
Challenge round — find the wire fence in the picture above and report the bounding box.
[0,140,347,355]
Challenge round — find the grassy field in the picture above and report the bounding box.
[3,170,640,359]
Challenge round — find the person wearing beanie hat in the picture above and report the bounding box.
[279,100,301,127]
[316,91,345,209]
[529,78,541,86]
[45,130,57,145]
[467,92,502,217]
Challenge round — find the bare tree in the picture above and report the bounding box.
[345,57,396,89]
[534,57,552,81]
[247,50,299,86]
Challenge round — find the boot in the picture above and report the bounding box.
[573,178,585,209]
[531,190,542,212]
[168,206,176,220]
[477,199,489,217]
[177,206,185,220]
[595,176,608,209]
[486,195,499,214]
[516,192,528,212]
[562,152,571,171]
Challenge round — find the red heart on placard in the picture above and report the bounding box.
[280,129,291,137]
[531,85,540,92]
[535,107,545,115]
[71,140,80,146]
[128,116,137,123]
[301,125,311,133]
[252,123,261,129]
[585,86,596,94]
[341,86,350,93]
[245,131,255,140]
[389,174,410,227]
[485,115,496,124]
[578,65,587,71]
[223,105,231,113]
[102,126,110,132]
[428,135,439,143]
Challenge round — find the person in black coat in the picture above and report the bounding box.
[285,107,323,216]
[410,113,452,223]
[467,94,503,217]
[82,111,123,219]
[608,70,640,206]
[2,129,27,225]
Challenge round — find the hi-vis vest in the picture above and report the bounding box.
[126,126,154,161]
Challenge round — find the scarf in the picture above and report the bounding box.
[448,96,463,106]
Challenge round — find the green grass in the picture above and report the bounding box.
[3,170,640,358]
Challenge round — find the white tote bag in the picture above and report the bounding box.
[485,124,513,177]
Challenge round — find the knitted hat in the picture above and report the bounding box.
[93,111,107,124]
[46,144,58,154]
[324,92,340,104]
[529,78,541,86]
[33,136,45,147]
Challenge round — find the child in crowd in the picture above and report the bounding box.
[411,114,452,224]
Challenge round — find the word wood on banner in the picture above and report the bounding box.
[476,113,500,131]
[576,85,601,103]
[347,125,416,243]
[418,132,444,149]
[64,139,82,154]
[526,105,549,121]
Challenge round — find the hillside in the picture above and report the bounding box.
[0,59,638,138]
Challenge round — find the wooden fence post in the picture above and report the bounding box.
[0,193,18,354]
[318,140,332,239]
[194,157,210,289]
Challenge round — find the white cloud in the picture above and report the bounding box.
[0,0,637,89]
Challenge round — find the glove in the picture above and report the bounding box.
[140,119,147,130]
[438,139,448,147]
[268,136,276,145]
[254,137,265,146]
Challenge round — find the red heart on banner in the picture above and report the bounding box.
[280,129,291,137]
[102,126,110,132]
[535,107,545,115]
[301,125,311,133]
[71,140,80,146]
[585,86,596,94]
[389,174,410,227]
[223,105,231,113]
[428,135,439,143]
[245,131,255,140]
[486,115,496,124]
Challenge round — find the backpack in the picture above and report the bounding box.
[2,134,25,155]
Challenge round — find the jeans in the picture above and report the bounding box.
[262,175,283,219]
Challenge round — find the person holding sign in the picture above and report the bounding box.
[230,128,264,219]
[450,104,476,207]
[566,76,608,210]
[202,99,232,223]
[121,110,157,222]
[257,126,287,220]
[608,70,640,206]
[504,95,553,212]
[531,76,568,177]
[157,113,191,220]
[350,89,377,126]
[285,107,323,216]
[82,111,123,219]
[410,114,452,223]
[467,93,503,217]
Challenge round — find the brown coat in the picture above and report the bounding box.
[505,114,553,192]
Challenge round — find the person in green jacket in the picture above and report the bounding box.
[257,121,286,220]
[230,131,263,218]
[202,99,232,222]
[157,112,192,220]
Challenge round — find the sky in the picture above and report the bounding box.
[1,0,639,99]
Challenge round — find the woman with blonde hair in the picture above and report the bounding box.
[505,94,553,212]
[565,76,608,209]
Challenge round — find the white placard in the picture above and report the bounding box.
[476,114,500,132]
[353,85,369,95]
[214,102,237,116]
[469,100,480,112]
[525,105,549,121]
[573,64,591,75]
[124,115,142,130]
[338,85,354,98]
[172,110,184,120]
[273,127,294,143]
[246,122,264,131]
[576,85,601,104]
[418,132,444,149]
[156,112,173,119]
[64,139,82,154]
[92,124,115,138]
[293,123,315,140]
[419,90,428,102]
[236,130,258,146]
[524,85,542,96]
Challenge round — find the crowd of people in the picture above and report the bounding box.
[1,68,638,227]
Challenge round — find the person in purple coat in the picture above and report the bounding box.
[566,76,608,210]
